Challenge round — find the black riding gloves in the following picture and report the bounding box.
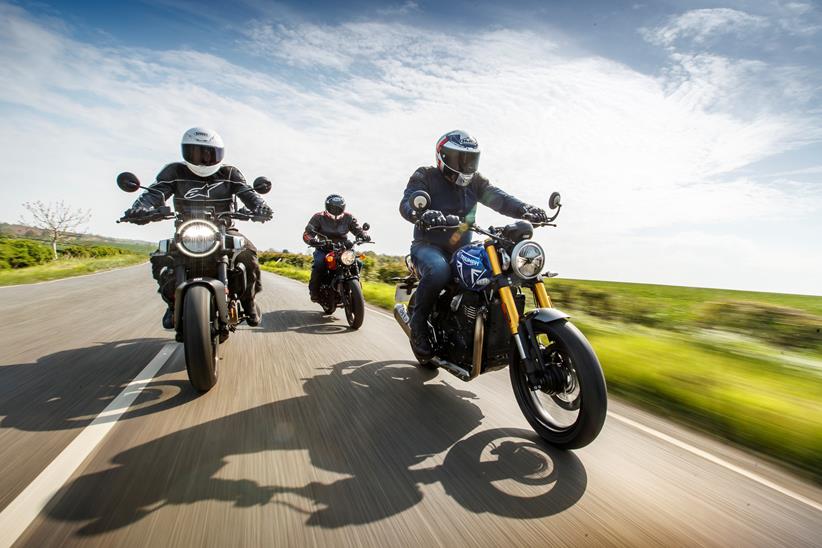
[254,204,273,221]
[521,205,549,224]
[420,210,447,227]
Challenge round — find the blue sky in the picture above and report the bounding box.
[1,0,820,294]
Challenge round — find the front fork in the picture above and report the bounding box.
[485,242,552,389]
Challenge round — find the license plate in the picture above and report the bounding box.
[394,285,413,303]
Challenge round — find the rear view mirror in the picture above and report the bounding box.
[253,176,272,194]
[362,222,370,231]
[408,190,431,213]
[117,172,141,193]
[548,191,562,210]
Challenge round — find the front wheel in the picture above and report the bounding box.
[510,319,607,449]
[183,285,219,392]
[343,279,365,329]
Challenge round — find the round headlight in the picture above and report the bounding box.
[340,249,356,266]
[510,241,545,279]
[177,220,220,257]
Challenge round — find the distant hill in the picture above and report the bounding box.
[0,223,155,254]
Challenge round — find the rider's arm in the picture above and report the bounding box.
[473,173,527,218]
[228,167,266,210]
[346,214,366,239]
[399,168,429,223]
[302,213,323,243]
[131,164,176,209]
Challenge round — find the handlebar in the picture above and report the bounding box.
[118,207,270,225]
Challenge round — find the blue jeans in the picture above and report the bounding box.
[409,243,452,328]
[309,248,327,296]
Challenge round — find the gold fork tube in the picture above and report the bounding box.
[485,243,520,335]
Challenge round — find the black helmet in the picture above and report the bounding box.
[435,130,480,186]
[325,194,345,217]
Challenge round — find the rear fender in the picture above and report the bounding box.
[174,278,230,331]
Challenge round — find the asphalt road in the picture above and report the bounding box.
[0,265,820,547]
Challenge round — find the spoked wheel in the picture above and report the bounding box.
[183,285,219,393]
[343,280,365,329]
[510,319,606,449]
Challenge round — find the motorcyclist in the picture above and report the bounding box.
[303,194,370,302]
[122,127,273,328]
[399,130,549,358]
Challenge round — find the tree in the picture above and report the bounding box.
[21,201,91,259]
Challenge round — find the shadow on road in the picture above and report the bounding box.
[48,359,586,534]
[258,309,350,335]
[0,339,194,432]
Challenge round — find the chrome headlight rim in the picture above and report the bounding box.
[176,219,220,258]
[340,249,356,266]
[510,240,545,280]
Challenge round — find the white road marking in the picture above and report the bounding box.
[608,411,822,514]
[0,343,178,548]
[0,262,147,290]
[265,271,822,513]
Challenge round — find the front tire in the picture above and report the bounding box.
[343,280,365,329]
[183,285,218,393]
[510,319,606,449]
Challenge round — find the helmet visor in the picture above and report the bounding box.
[182,144,224,167]
[441,147,480,175]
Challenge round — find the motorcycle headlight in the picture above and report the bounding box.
[510,240,545,280]
[340,249,356,266]
[177,220,220,258]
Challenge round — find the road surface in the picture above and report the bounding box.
[0,265,819,546]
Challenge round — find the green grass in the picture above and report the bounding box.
[0,254,147,286]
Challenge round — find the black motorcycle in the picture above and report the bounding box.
[393,191,607,448]
[116,172,272,392]
[308,229,373,330]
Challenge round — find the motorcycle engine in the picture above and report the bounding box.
[436,291,482,367]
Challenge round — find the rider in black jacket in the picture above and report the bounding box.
[303,194,370,301]
[123,128,273,328]
[399,130,549,357]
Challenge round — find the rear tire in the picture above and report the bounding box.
[343,280,365,329]
[510,319,606,449]
[183,285,218,393]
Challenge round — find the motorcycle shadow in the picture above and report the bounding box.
[46,359,586,534]
[0,338,194,433]
[257,309,350,335]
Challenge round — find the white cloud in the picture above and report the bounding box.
[642,8,769,47]
[0,3,820,293]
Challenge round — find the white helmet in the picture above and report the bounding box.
[181,127,224,177]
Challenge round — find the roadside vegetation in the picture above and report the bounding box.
[260,250,822,480]
[0,234,149,286]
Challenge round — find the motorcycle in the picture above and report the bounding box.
[308,229,373,330]
[116,171,272,392]
[393,191,607,448]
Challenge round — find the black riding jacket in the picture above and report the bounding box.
[131,163,267,221]
[303,212,366,245]
[399,166,527,252]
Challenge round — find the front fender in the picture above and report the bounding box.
[522,307,570,325]
[174,278,230,330]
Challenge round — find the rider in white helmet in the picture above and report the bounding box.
[124,127,273,328]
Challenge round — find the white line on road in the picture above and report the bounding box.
[0,343,178,548]
[608,411,822,514]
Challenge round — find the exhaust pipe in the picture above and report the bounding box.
[393,304,412,338]
[471,312,484,380]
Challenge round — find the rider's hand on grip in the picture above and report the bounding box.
[522,204,549,224]
[254,204,273,221]
[420,209,447,228]
[444,214,460,227]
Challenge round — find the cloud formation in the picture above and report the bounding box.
[0,2,820,293]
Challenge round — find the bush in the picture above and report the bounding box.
[0,239,53,269]
[697,300,822,351]
[376,261,408,283]
[259,251,313,269]
[60,244,127,258]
